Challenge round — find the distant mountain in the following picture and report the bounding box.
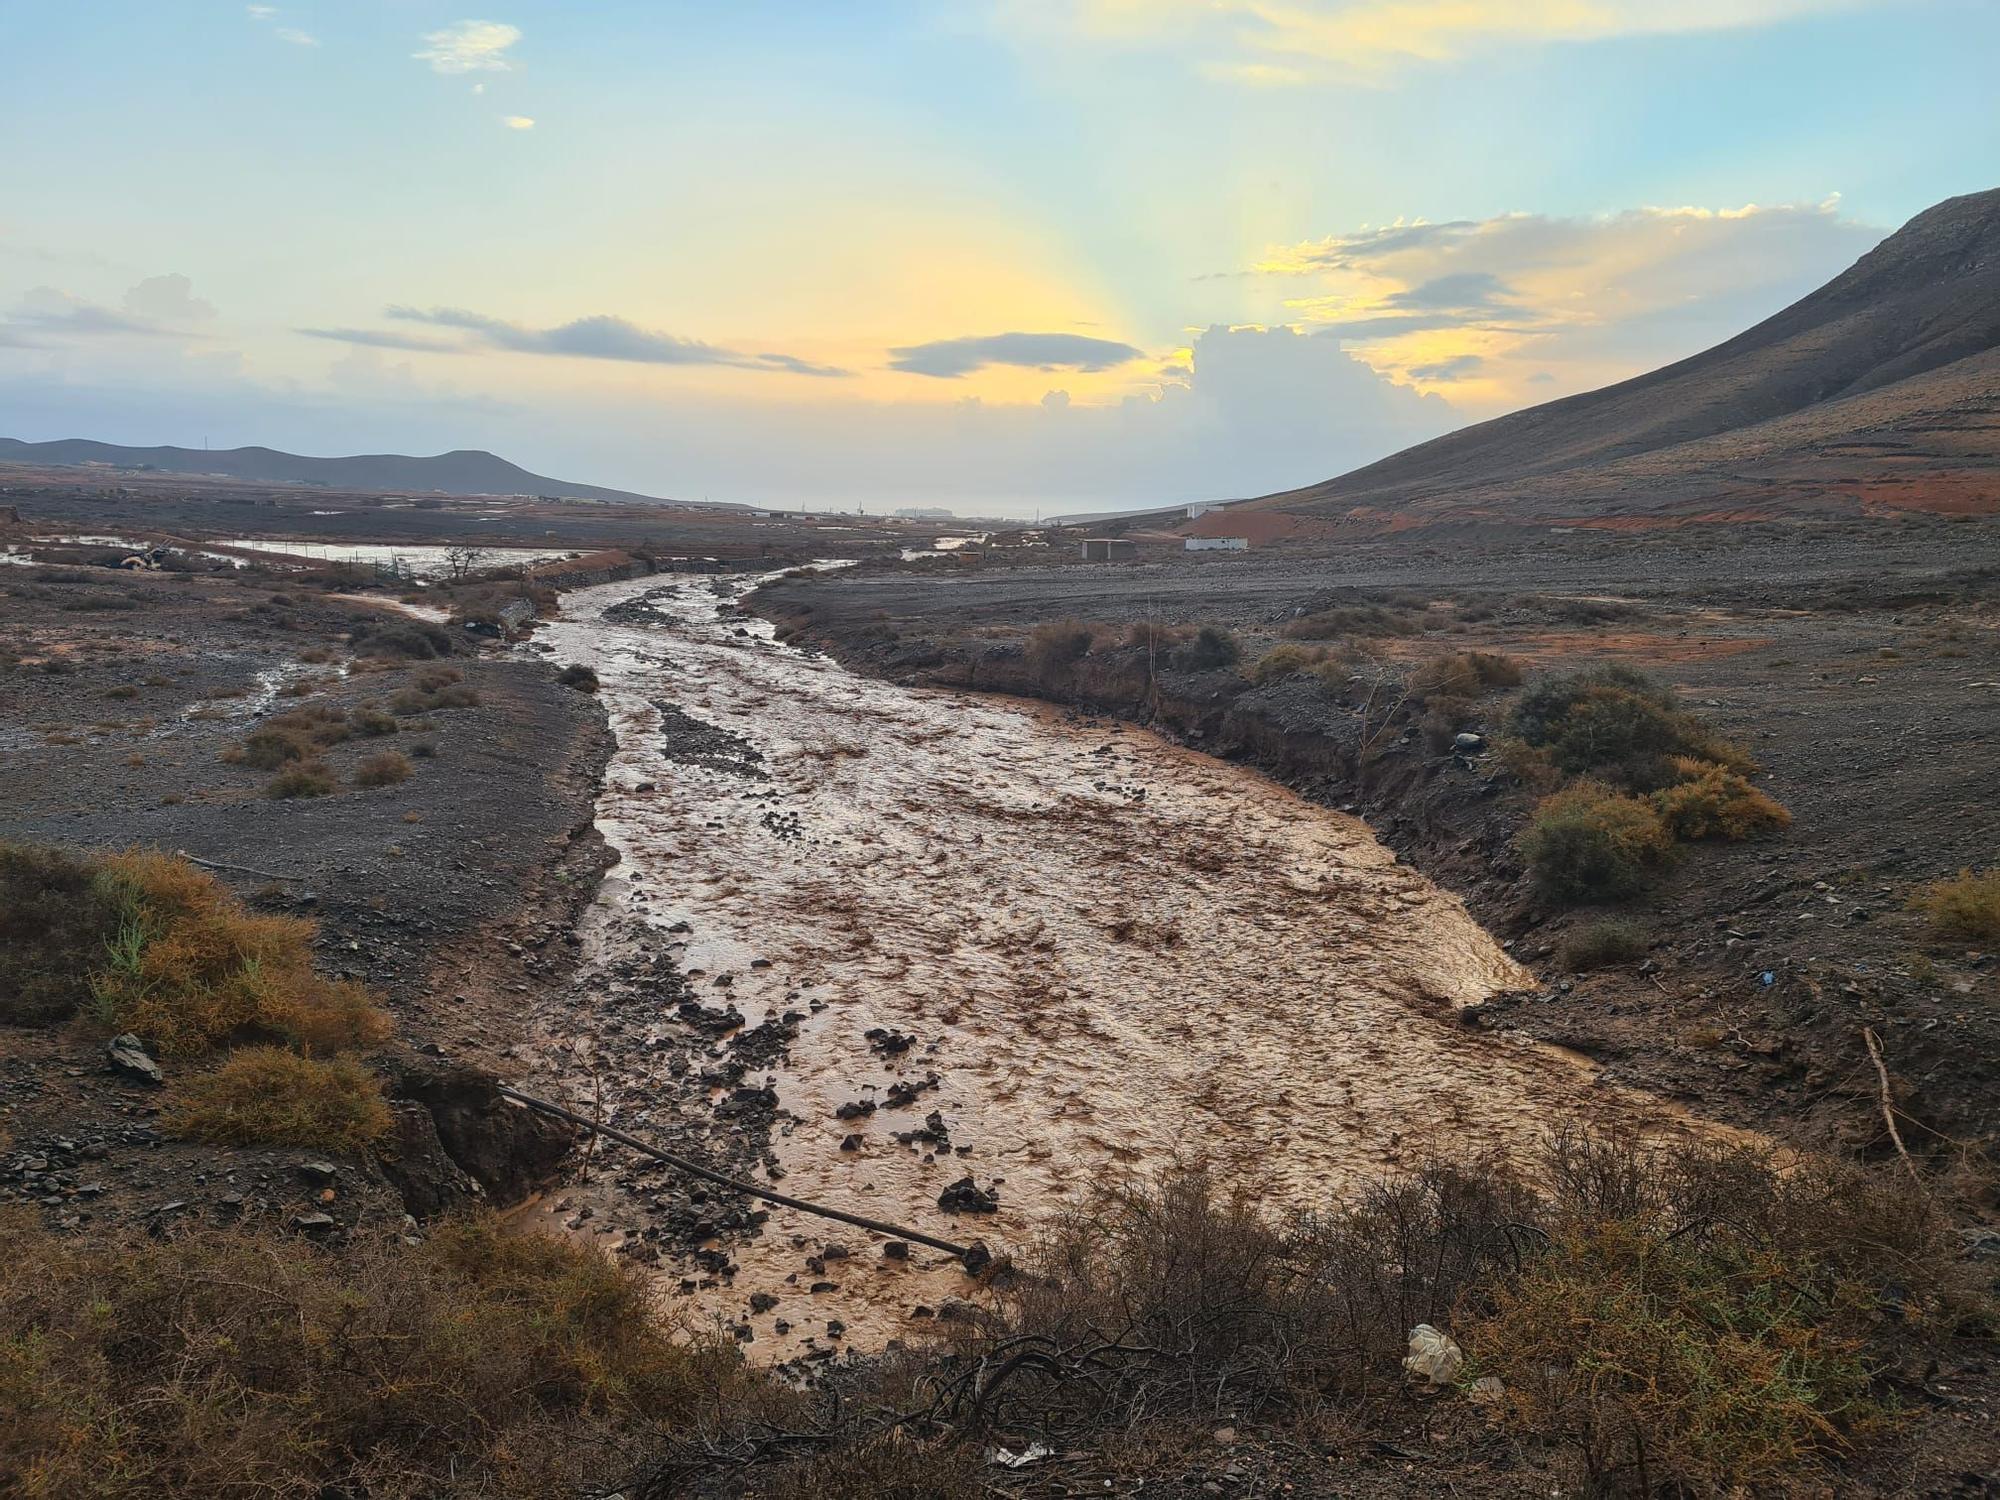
[0,438,686,507]
[1242,187,2000,528]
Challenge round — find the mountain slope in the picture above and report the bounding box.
[1253,187,2000,524]
[0,438,681,507]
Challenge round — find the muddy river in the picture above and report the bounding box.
[520,571,1706,1360]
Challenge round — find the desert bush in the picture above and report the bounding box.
[350,619,455,659]
[348,704,399,737]
[267,761,337,799]
[1250,641,1334,684]
[1285,604,1422,639]
[1559,917,1650,971]
[81,848,391,1055]
[1408,649,1524,703]
[1518,780,1674,902]
[1174,623,1241,671]
[353,750,413,788]
[389,665,480,714]
[1509,664,1745,792]
[1122,620,1186,652]
[1650,759,1792,841]
[0,844,122,1026]
[1911,867,2000,942]
[557,663,600,693]
[1419,698,1472,754]
[0,1209,745,1498]
[240,703,352,768]
[167,1048,391,1152]
[1024,619,1096,683]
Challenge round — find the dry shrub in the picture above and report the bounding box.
[1911,868,2000,942]
[0,1209,744,1499]
[0,843,121,1026]
[168,1047,391,1152]
[240,703,352,768]
[1285,603,1421,639]
[389,665,480,714]
[1122,620,1186,652]
[1408,649,1524,703]
[1650,758,1792,841]
[266,761,336,799]
[348,704,399,737]
[1518,780,1674,903]
[1559,917,1650,971]
[353,750,413,788]
[1024,619,1096,684]
[757,1431,983,1500]
[350,619,455,659]
[556,663,600,693]
[83,848,391,1056]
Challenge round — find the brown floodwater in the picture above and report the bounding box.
[521,571,1713,1360]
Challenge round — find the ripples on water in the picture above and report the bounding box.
[523,571,1700,1358]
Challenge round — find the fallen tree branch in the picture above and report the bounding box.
[1862,1027,1923,1187]
[176,850,303,882]
[496,1084,981,1263]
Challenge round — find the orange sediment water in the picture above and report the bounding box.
[520,571,1723,1361]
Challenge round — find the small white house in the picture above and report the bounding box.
[1184,536,1248,552]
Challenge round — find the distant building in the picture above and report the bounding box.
[1186,502,1222,519]
[1080,537,1138,562]
[1184,536,1248,551]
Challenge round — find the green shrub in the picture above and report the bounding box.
[1651,759,1791,841]
[1174,624,1241,671]
[266,762,336,799]
[1518,780,1674,902]
[1911,868,2000,941]
[1559,917,1650,971]
[1509,665,1744,791]
[168,1047,391,1152]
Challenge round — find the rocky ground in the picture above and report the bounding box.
[752,514,2000,1181]
[0,558,609,1239]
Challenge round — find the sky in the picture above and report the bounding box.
[1,1,1995,517]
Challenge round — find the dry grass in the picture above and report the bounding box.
[266,760,337,798]
[353,750,413,788]
[1651,757,1793,841]
[1911,867,2000,942]
[167,1047,391,1152]
[77,847,390,1057]
[0,1210,746,1499]
[1559,917,1651,971]
[389,665,480,714]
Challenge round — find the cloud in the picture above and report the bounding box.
[502,115,535,130]
[274,28,319,46]
[246,4,276,19]
[4,275,219,341]
[415,20,522,74]
[297,326,464,354]
[1252,198,1882,403]
[1007,1,1882,79]
[305,305,853,377]
[123,273,216,324]
[887,331,1145,378]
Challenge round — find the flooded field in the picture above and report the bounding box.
[521,571,1718,1359]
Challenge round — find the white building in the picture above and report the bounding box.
[1184,536,1248,552]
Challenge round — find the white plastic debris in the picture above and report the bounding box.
[990,1442,1055,1469]
[1402,1323,1465,1388]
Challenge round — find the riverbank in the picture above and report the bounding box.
[748,515,2000,1179]
[0,559,614,1236]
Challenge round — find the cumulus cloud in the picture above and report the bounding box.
[3,274,218,342]
[1010,0,1885,78]
[1254,198,1881,404]
[303,305,853,377]
[887,330,1145,378]
[415,20,522,74]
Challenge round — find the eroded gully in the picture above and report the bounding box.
[515,571,1718,1362]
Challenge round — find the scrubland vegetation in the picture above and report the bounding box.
[1,1128,1976,1498]
[0,844,391,1148]
[1912,867,2000,941]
